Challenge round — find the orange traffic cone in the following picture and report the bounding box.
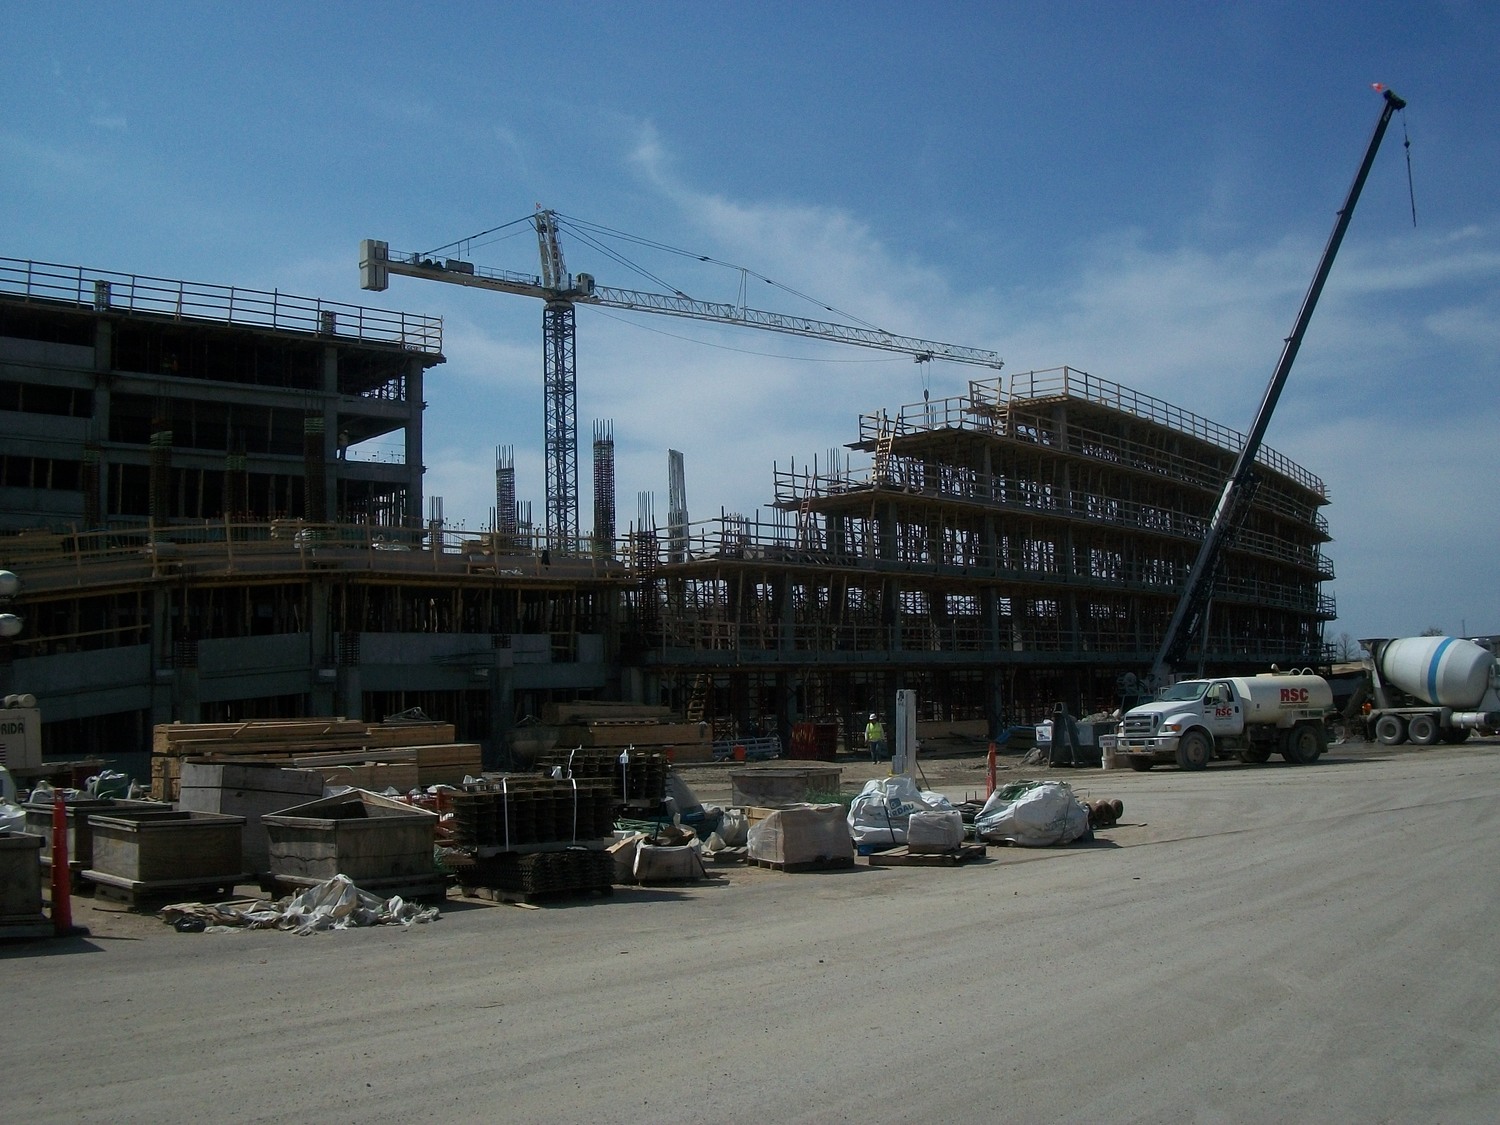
[51,793,73,936]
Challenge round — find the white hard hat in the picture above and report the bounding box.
[868,713,877,720]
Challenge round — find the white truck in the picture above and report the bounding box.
[1116,670,1334,770]
[1361,636,1500,745]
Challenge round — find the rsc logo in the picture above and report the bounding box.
[1279,687,1310,703]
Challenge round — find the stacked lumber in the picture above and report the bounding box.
[541,701,672,725]
[554,720,709,750]
[366,721,457,749]
[153,719,371,759]
[150,719,478,800]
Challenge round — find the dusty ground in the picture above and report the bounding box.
[42,733,1400,943]
[6,736,1498,1123]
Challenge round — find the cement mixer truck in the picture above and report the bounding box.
[1359,636,1500,745]
[1116,669,1334,770]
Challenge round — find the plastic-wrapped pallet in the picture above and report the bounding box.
[746,803,853,866]
[846,775,956,847]
[633,841,707,882]
[906,809,965,853]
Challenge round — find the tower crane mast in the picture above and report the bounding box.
[360,211,1002,551]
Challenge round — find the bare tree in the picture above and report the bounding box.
[1420,625,1446,637]
[1331,632,1362,661]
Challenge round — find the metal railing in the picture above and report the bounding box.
[859,366,1327,500]
[0,256,443,353]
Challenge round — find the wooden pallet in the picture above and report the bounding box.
[746,854,855,873]
[82,869,252,907]
[864,843,988,867]
[262,871,451,903]
[460,883,614,907]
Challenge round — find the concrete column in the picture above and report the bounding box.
[775,671,794,754]
[322,345,341,521]
[985,666,1006,740]
[405,358,424,528]
[774,573,794,652]
[94,322,113,519]
[489,667,513,770]
[308,582,335,716]
[338,665,363,721]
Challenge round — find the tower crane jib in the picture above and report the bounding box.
[358,214,1002,554]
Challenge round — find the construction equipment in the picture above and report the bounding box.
[1147,88,1407,688]
[1118,668,1335,771]
[360,211,1003,552]
[1360,636,1500,745]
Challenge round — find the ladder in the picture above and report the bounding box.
[873,423,895,486]
[796,493,814,547]
[686,673,710,723]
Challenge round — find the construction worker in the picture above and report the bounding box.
[865,713,886,763]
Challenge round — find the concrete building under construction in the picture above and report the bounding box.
[0,256,1334,767]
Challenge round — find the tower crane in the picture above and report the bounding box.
[360,211,1003,552]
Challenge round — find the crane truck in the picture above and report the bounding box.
[1116,669,1334,770]
[1359,636,1500,745]
[1106,90,1404,772]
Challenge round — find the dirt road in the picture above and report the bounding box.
[4,741,1497,1122]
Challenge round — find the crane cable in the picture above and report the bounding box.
[590,307,908,364]
[555,213,890,333]
[1400,107,1417,228]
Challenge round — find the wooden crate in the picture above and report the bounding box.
[22,798,167,873]
[0,831,46,929]
[177,762,327,873]
[730,766,842,808]
[84,809,247,887]
[262,790,437,883]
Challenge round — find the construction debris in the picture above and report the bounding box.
[157,873,439,935]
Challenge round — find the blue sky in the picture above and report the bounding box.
[4,2,1496,644]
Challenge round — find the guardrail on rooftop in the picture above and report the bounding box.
[0,256,442,354]
[861,366,1326,500]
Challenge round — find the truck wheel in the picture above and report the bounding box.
[1443,728,1471,745]
[1286,723,1326,764]
[1175,730,1212,770]
[1406,714,1440,746]
[1238,748,1271,764]
[1374,715,1406,746]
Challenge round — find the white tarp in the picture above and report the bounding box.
[973,780,1090,847]
[158,873,439,935]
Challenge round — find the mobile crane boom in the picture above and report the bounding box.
[1149,87,1407,686]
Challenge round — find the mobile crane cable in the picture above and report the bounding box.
[1401,110,1417,228]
